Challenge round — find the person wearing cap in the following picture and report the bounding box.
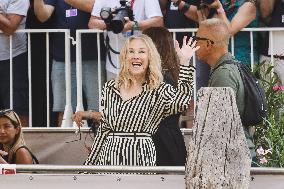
[0,109,38,164]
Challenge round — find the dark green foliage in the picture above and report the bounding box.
[253,61,284,167]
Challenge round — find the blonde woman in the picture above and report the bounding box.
[0,109,38,164]
[74,34,198,166]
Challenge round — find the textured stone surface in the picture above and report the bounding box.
[185,87,251,189]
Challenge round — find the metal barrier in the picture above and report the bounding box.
[21,128,192,165]
[2,27,284,127]
[13,164,284,175]
[1,29,71,127]
[1,165,284,189]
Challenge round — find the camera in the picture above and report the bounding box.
[188,0,217,8]
[100,0,134,34]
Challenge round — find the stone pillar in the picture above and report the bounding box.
[185,87,251,189]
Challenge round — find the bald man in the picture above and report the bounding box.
[195,18,257,166]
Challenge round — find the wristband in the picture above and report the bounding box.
[132,21,140,31]
[180,2,191,14]
[173,0,182,7]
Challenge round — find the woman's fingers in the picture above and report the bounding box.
[187,37,193,47]
[193,45,200,51]
[72,112,84,128]
[183,36,188,47]
[175,40,180,50]
[191,39,197,48]
[0,150,8,156]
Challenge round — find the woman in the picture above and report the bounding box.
[143,27,186,166]
[0,109,37,164]
[74,34,198,166]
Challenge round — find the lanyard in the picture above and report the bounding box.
[130,0,135,9]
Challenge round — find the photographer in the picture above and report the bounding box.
[89,0,163,80]
[171,0,257,65]
[0,0,30,127]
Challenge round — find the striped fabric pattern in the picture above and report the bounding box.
[96,135,156,166]
[84,65,195,166]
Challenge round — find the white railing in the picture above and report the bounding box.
[2,27,283,127]
[10,164,284,175]
[2,29,71,127]
[74,29,103,127]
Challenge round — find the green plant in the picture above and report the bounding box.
[253,61,284,167]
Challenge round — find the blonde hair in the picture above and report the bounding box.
[199,18,230,46]
[0,110,25,163]
[116,34,163,90]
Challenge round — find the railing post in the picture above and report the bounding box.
[97,32,103,102]
[28,33,32,127]
[269,31,275,74]
[46,33,51,127]
[61,30,73,127]
[74,30,87,128]
[250,31,254,71]
[9,36,13,109]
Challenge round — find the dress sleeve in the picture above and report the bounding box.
[84,82,112,165]
[162,65,195,116]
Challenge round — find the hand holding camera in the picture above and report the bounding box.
[171,0,219,9]
[100,0,135,34]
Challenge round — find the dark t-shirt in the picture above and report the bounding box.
[259,0,284,55]
[44,0,103,61]
[164,0,196,43]
[164,0,195,28]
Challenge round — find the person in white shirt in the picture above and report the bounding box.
[89,0,163,80]
[0,0,30,127]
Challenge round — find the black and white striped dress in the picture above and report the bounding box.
[84,65,195,166]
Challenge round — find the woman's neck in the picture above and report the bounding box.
[131,79,145,87]
[130,73,146,86]
[120,78,145,101]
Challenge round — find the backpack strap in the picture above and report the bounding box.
[211,59,236,72]
[210,59,241,78]
[12,146,39,164]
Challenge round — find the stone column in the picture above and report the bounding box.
[185,87,251,189]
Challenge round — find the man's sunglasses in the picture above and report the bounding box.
[192,36,215,44]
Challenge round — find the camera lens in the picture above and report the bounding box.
[110,20,125,34]
[100,7,111,20]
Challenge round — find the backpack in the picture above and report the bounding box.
[213,60,268,126]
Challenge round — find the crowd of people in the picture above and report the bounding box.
[0,0,284,167]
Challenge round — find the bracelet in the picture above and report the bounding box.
[173,0,182,7]
[179,2,191,14]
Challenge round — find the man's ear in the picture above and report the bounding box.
[206,40,213,52]
[206,40,213,48]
